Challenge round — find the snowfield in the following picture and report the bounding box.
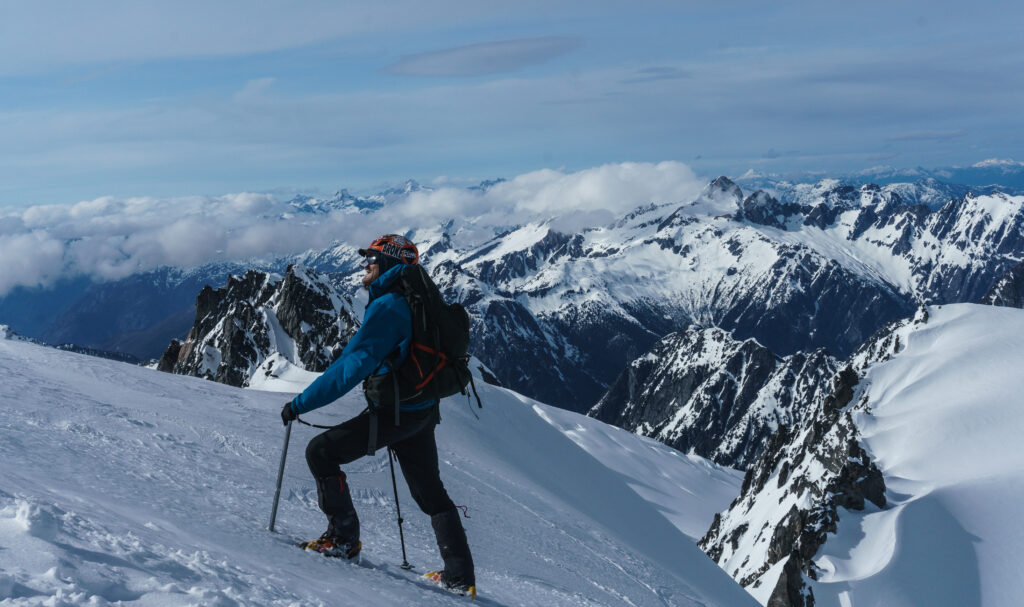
[809,304,1024,607]
[0,337,752,606]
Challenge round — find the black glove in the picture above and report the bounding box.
[281,401,298,426]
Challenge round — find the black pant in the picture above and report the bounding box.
[305,405,474,586]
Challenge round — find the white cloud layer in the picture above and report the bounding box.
[0,162,704,296]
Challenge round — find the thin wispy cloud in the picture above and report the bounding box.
[0,1,462,76]
[384,37,581,77]
[620,66,691,84]
[885,130,968,142]
[0,2,1021,207]
[0,162,703,296]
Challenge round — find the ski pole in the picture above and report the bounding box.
[269,419,292,532]
[387,447,413,569]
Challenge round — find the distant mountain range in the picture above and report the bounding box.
[3,173,1022,416]
[739,158,1024,193]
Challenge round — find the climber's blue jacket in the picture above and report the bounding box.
[289,265,436,415]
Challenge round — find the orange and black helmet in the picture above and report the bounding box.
[358,234,419,267]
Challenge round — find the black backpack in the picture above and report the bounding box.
[362,265,480,412]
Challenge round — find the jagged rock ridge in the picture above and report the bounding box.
[697,310,931,606]
[589,328,838,469]
[980,260,1024,307]
[160,265,359,387]
[436,177,1022,410]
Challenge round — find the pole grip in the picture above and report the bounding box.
[269,420,293,532]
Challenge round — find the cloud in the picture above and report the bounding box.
[0,161,704,296]
[384,36,581,77]
[0,232,65,294]
[0,2,489,76]
[395,161,703,236]
[620,66,691,84]
[885,130,968,142]
[234,78,277,101]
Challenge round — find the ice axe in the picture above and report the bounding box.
[268,419,292,532]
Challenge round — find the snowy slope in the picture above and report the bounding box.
[808,304,1024,607]
[0,338,753,606]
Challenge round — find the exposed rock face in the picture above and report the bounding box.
[156,340,181,372]
[589,328,838,469]
[424,178,1022,411]
[698,311,930,607]
[736,184,1024,304]
[163,265,358,387]
[980,260,1024,308]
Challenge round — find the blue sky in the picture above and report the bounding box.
[1,0,1022,207]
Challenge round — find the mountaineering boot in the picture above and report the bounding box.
[300,533,362,560]
[430,508,476,594]
[424,569,477,599]
[314,473,360,548]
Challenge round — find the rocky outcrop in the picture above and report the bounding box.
[699,366,886,607]
[156,340,181,372]
[590,327,838,469]
[162,265,358,387]
[737,184,1024,305]
[980,260,1024,308]
[698,310,930,606]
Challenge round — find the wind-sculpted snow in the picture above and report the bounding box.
[0,333,756,606]
[697,309,928,605]
[804,304,1024,606]
[700,304,1024,606]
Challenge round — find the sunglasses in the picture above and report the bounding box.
[361,255,379,269]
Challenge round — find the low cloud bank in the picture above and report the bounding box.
[0,161,703,296]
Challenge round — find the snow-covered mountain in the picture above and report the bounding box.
[733,182,1024,303]
[0,326,756,606]
[699,304,1024,606]
[590,328,838,469]
[160,265,360,388]
[410,177,1023,410]
[738,160,1024,193]
[285,180,429,216]
[5,175,1022,415]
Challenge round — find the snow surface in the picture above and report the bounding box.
[0,338,754,606]
[809,304,1024,607]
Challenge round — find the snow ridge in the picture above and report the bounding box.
[0,332,756,606]
[700,303,1024,607]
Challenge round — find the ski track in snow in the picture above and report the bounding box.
[0,338,754,606]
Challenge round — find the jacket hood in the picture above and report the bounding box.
[366,264,410,303]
